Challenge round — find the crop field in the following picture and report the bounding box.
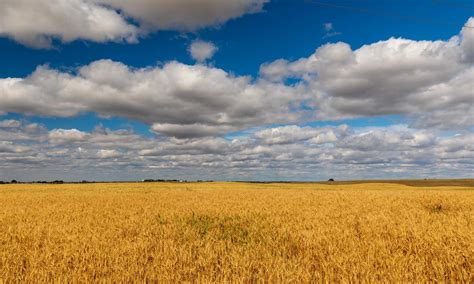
[0,181,473,282]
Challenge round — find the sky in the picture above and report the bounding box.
[0,0,473,181]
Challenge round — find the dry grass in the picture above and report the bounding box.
[317,178,474,187]
[0,182,473,282]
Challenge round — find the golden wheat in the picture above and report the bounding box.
[0,182,473,282]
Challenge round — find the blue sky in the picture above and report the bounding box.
[0,0,472,181]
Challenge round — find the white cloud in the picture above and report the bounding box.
[323,23,333,32]
[260,18,474,129]
[0,60,300,138]
[48,129,88,144]
[0,0,138,48]
[151,123,230,138]
[0,141,29,153]
[254,125,348,145]
[0,119,21,128]
[0,0,268,48]
[460,17,474,63]
[322,22,341,38]
[97,149,121,159]
[189,40,218,62]
[93,0,268,31]
[0,123,472,181]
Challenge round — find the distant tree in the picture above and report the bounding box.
[328,178,335,182]
[0,181,5,184]
[11,180,18,184]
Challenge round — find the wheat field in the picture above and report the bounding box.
[0,181,473,282]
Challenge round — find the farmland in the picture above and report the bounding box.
[0,181,473,282]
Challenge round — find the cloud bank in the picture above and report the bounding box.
[1,120,472,181]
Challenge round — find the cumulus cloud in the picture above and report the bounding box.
[0,60,300,138]
[0,0,138,48]
[0,119,21,128]
[48,129,88,144]
[0,122,472,181]
[93,0,268,31]
[254,125,348,145]
[0,0,268,48]
[97,149,121,159]
[0,141,29,153]
[260,17,474,129]
[151,123,231,139]
[460,17,474,63]
[189,40,218,62]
